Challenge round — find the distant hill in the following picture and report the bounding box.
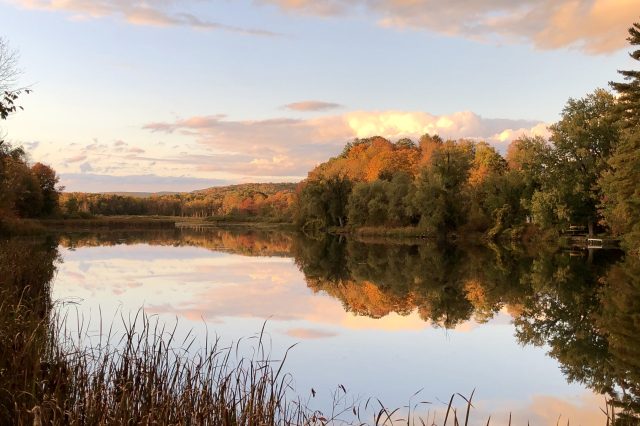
[83,183,298,198]
[192,182,297,197]
[97,191,179,198]
[60,182,299,219]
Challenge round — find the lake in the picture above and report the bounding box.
[9,227,640,424]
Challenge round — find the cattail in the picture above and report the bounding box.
[29,406,42,426]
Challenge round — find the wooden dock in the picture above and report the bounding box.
[566,236,620,250]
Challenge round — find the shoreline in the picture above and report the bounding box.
[0,217,622,253]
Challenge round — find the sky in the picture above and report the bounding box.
[1,0,638,192]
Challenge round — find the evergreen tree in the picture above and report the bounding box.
[610,21,640,129]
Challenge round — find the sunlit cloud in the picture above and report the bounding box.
[285,328,338,339]
[260,0,639,54]
[65,154,87,163]
[11,0,282,36]
[284,101,343,112]
[145,110,547,157]
[507,393,608,426]
[60,173,230,192]
[28,109,546,192]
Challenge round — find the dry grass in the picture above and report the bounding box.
[40,216,176,230]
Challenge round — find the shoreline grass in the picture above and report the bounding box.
[40,216,177,230]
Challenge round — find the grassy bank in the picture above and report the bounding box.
[0,217,47,236]
[40,216,177,229]
[326,224,562,245]
[0,215,177,236]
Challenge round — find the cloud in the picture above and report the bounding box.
[285,328,338,339]
[12,0,281,36]
[61,173,229,192]
[29,109,547,192]
[66,154,87,163]
[343,111,549,146]
[260,0,639,54]
[284,101,343,112]
[144,110,548,168]
[257,0,348,16]
[79,161,94,173]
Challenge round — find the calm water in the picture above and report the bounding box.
[22,227,640,424]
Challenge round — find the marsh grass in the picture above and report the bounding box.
[40,216,176,230]
[0,217,46,235]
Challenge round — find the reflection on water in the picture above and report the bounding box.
[5,228,640,424]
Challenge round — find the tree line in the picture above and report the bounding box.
[294,22,640,254]
[59,183,296,220]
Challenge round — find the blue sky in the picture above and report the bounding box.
[1,0,638,191]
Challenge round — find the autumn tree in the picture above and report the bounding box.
[31,163,60,216]
[410,140,473,233]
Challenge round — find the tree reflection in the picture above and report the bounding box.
[293,236,536,328]
[292,234,638,420]
[598,256,640,421]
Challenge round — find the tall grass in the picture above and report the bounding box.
[40,216,176,230]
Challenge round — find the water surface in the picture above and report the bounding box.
[42,228,639,424]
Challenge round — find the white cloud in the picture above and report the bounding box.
[60,173,230,192]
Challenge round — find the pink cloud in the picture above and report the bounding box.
[260,0,639,54]
[284,101,343,112]
[285,328,338,339]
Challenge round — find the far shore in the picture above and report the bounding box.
[1,216,620,252]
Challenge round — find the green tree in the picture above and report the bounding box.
[506,135,550,216]
[533,90,620,233]
[294,177,352,230]
[410,140,473,233]
[599,22,640,255]
[385,172,413,226]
